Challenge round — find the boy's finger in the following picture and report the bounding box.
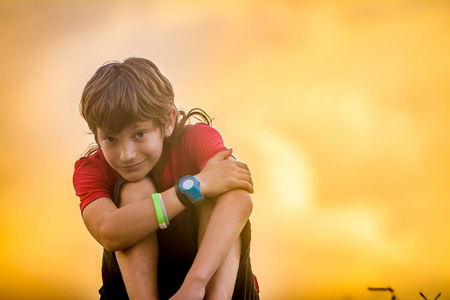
[212,148,233,161]
[243,181,254,194]
[237,168,252,176]
[235,161,250,173]
[236,175,254,194]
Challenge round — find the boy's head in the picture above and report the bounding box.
[80,57,175,143]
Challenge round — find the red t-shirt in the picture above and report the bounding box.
[73,123,227,212]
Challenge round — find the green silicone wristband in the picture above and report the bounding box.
[152,193,166,228]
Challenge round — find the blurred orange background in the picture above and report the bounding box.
[1,1,449,299]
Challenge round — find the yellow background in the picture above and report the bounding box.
[1,1,449,299]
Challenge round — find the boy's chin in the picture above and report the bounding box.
[120,172,148,182]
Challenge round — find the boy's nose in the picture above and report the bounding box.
[119,144,137,161]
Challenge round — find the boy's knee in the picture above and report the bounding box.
[220,189,253,219]
[205,287,234,300]
[119,176,157,207]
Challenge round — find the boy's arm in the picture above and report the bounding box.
[82,186,184,252]
[171,185,253,299]
[82,149,253,252]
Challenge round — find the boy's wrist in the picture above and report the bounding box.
[174,175,205,207]
[195,174,207,196]
[184,271,209,291]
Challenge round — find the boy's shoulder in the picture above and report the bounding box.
[73,150,120,189]
[75,149,107,168]
[183,123,222,142]
[74,150,119,179]
[73,150,121,212]
[180,123,226,169]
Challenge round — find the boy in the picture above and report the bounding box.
[73,57,259,299]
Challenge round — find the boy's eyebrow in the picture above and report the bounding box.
[126,124,144,132]
[132,122,156,130]
[96,128,113,138]
[96,131,106,138]
[131,123,144,129]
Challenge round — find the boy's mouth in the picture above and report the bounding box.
[121,161,145,171]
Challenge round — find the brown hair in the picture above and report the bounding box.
[79,57,211,155]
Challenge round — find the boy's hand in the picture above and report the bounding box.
[196,148,254,198]
[168,280,205,300]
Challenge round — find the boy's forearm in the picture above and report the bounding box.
[84,187,186,251]
[116,187,187,249]
[182,189,253,288]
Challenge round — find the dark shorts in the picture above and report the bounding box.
[99,178,260,300]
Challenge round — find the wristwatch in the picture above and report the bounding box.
[175,175,205,207]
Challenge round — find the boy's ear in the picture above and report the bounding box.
[164,107,177,137]
[93,129,101,147]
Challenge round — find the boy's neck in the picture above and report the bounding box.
[152,146,167,179]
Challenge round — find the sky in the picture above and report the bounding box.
[1,1,450,299]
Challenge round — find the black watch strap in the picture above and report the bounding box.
[174,179,193,208]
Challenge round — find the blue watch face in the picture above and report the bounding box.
[179,176,204,206]
[181,177,195,190]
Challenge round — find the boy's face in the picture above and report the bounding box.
[97,120,167,182]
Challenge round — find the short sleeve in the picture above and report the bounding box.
[182,124,228,171]
[73,151,121,212]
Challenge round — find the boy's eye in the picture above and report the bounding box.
[105,137,116,143]
[136,132,146,138]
